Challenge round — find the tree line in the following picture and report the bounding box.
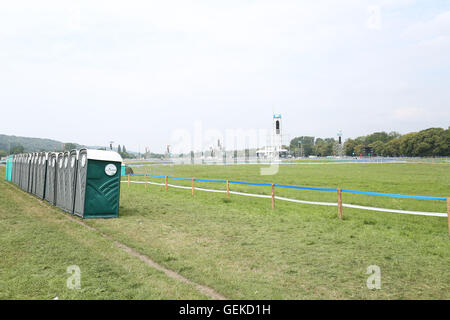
[290,127,449,157]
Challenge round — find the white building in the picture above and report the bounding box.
[256,114,288,159]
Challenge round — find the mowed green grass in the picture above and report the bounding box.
[0,167,207,300]
[90,162,448,299]
[1,163,449,299]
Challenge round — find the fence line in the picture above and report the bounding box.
[122,180,448,218]
[121,174,449,235]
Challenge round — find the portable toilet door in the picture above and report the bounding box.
[11,155,16,184]
[65,150,78,214]
[45,153,57,205]
[17,155,22,189]
[35,153,42,198]
[26,154,32,192]
[28,153,34,193]
[8,155,13,182]
[62,151,72,213]
[12,155,18,185]
[5,155,12,182]
[74,149,123,219]
[18,155,24,189]
[23,154,29,191]
[55,153,65,209]
[31,153,37,194]
[32,153,39,195]
[36,152,48,199]
[34,153,40,195]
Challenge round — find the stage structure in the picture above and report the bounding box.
[334,130,344,157]
[256,114,288,159]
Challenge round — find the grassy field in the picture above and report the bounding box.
[1,162,449,299]
[0,166,207,299]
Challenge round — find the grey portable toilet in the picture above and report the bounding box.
[31,153,37,194]
[11,155,16,185]
[36,152,48,199]
[63,150,78,213]
[17,155,22,189]
[74,149,123,219]
[32,153,39,195]
[45,153,57,205]
[13,155,18,185]
[29,153,35,194]
[34,153,40,195]
[18,154,24,189]
[22,154,28,191]
[24,153,31,191]
[24,154,30,191]
[26,154,32,192]
[55,152,66,210]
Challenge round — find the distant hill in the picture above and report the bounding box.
[0,134,87,153]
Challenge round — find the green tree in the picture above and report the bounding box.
[290,136,315,156]
[0,150,7,158]
[344,138,357,156]
[10,145,25,154]
[368,141,385,156]
[64,143,77,151]
[118,145,122,153]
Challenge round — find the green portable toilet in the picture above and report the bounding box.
[74,149,123,219]
[5,155,13,182]
[121,163,126,177]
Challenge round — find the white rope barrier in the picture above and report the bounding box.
[341,203,447,218]
[122,180,447,218]
[275,196,337,207]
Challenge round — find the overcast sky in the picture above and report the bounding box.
[1,0,449,152]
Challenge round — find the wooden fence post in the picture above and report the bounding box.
[226,180,230,200]
[272,184,275,210]
[338,188,343,219]
[447,197,450,236]
[128,174,130,187]
[192,178,195,196]
[165,176,168,192]
[145,174,147,188]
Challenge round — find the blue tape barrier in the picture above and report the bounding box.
[341,189,447,201]
[126,174,446,201]
[229,180,273,187]
[168,176,192,181]
[195,178,227,183]
[275,184,337,192]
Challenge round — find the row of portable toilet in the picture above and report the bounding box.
[10,149,123,219]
